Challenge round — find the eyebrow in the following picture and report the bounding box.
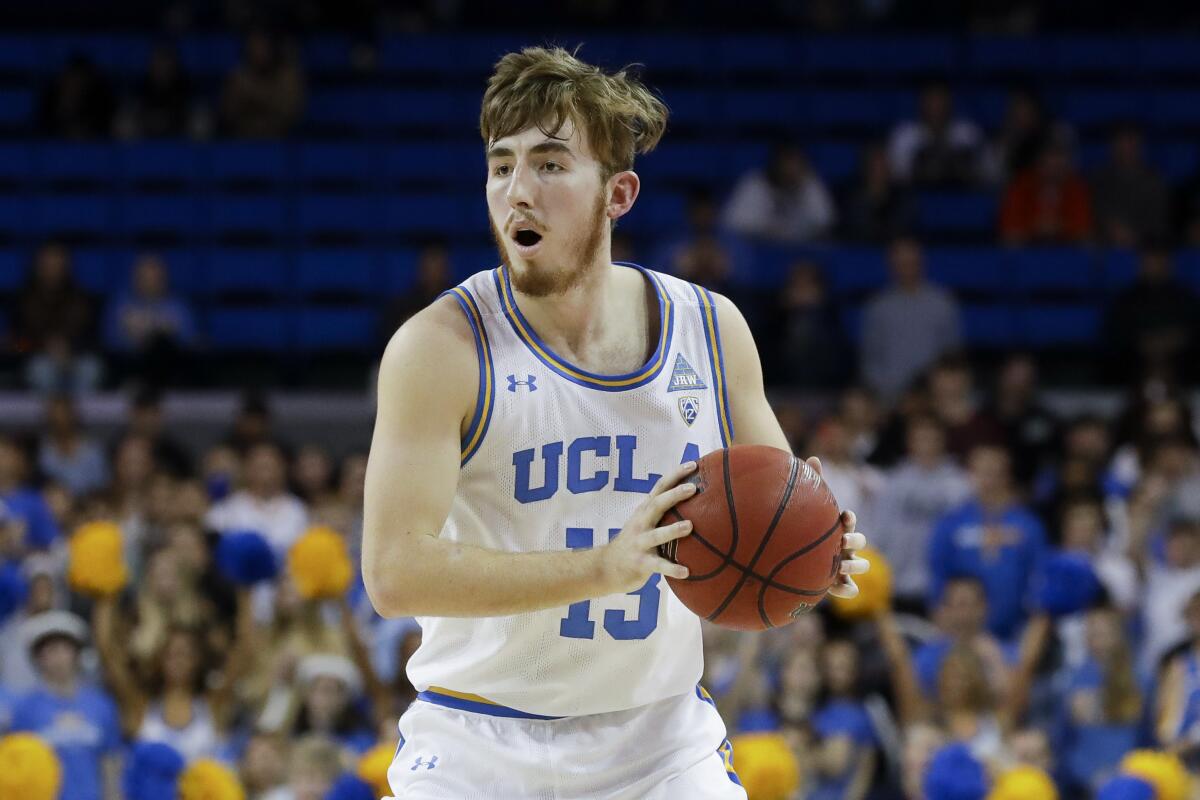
[486,141,574,161]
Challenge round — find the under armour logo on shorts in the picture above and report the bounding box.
[411,755,438,771]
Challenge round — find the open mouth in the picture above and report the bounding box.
[512,227,544,256]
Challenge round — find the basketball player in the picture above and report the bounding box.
[363,46,869,799]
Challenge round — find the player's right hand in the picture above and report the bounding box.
[598,461,697,593]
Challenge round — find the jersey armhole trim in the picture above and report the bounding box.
[440,286,494,466]
[690,284,734,447]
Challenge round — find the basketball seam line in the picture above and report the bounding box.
[708,455,799,625]
[679,524,832,597]
[758,516,844,622]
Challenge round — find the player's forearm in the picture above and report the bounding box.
[364,532,610,618]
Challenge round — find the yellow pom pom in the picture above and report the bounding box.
[178,759,245,800]
[288,526,353,600]
[66,521,128,598]
[728,733,800,800]
[1120,750,1192,800]
[987,766,1058,800]
[830,546,891,619]
[0,733,62,800]
[357,741,397,797]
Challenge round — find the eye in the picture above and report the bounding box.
[492,164,510,176]
[542,161,562,172]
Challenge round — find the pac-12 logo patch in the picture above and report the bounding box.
[667,353,707,392]
[678,395,700,426]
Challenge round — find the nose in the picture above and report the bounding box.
[505,160,534,211]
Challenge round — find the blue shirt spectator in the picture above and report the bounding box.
[37,395,108,498]
[103,254,196,353]
[0,436,60,554]
[928,444,1048,640]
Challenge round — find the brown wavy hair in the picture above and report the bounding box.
[480,45,669,181]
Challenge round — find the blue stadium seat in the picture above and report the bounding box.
[209,143,289,186]
[0,196,32,235]
[1101,249,1139,290]
[302,36,355,75]
[807,141,861,183]
[620,193,686,235]
[381,249,421,295]
[799,90,909,130]
[155,248,205,296]
[957,89,1012,131]
[1138,37,1200,75]
[1020,305,1102,346]
[297,195,382,238]
[71,248,118,293]
[841,305,864,343]
[915,192,998,238]
[37,143,120,185]
[962,304,1019,348]
[0,36,39,75]
[0,249,25,291]
[177,34,240,76]
[375,90,482,130]
[966,37,1051,75]
[1177,249,1200,292]
[210,195,289,239]
[306,89,382,133]
[825,247,889,297]
[450,246,500,281]
[378,35,513,76]
[120,142,204,186]
[1052,36,1136,75]
[33,194,114,237]
[204,249,288,298]
[582,35,711,76]
[661,90,719,129]
[805,36,957,75]
[296,307,379,351]
[0,89,34,127]
[1148,140,1200,181]
[638,142,768,184]
[1011,249,1099,295]
[716,36,803,76]
[720,90,804,129]
[206,307,289,351]
[382,142,482,185]
[297,143,374,186]
[0,142,34,185]
[1058,90,1145,129]
[118,195,203,239]
[1148,91,1200,129]
[384,194,472,236]
[923,248,1009,295]
[297,250,378,298]
[43,34,150,78]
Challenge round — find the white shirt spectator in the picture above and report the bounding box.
[1141,562,1200,675]
[205,490,308,554]
[721,163,837,244]
[888,118,984,183]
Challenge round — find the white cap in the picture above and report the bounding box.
[296,653,362,696]
[24,610,88,653]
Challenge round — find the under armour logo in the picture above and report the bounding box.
[507,374,537,392]
[411,755,438,771]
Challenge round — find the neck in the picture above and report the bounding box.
[512,258,636,362]
[978,490,1010,512]
[44,675,76,695]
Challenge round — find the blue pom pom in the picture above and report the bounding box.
[216,531,279,586]
[1036,552,1103,617]
[0,562,28,623]
[123,741,185,800]
[325,774,376,800]
[923,743,987,800]
[1098,775,1157,800]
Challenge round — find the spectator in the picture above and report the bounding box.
[36,53,116,139]
[928,442,1049,640]
[838,387,883,465]
[119,387,193,478]
[16,242,101,396]
[887,82,985,187]
[720,142,837,244]
[206,441,308,554]
[860,237,962,403]
[224,392,274,456]
[670,235,737,297]
[1131,497,1200,675]
[927,356,1005,462]
[104,254,198,387]
[240,731,290,800]
[10,612,122,800]
[839,142,916,243]
[871,415,972,609]
[37,395,108,498]
[809,639,877,800]
[1102,245,1200,385]
[809,417,882,533]
[911,577,1015,700]
[0,436,59,558]
[382,242,451,341]
[280,735,346,800]
[1091,124,1170,248]
[220,30,305,138]
[1059,496,1138,613]
[291,444,335,507]
[983,353,1059,489]
[984,87,1070,183]
[134,44,194,138]
[1000,136,1093,245]
[1157,589,1200,764]
[655,189,751,279]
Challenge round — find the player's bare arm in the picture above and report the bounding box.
[362,295,693,619]
[711,291,869,598]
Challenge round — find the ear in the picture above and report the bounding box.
[605,171,640,222]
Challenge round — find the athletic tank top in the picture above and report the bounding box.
[404,262,733,717]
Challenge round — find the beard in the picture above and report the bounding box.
[490,191,608,298]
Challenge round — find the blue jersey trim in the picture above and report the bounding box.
[417,689,563,720]
[695,686,742,786]
[440,286,494,467]
[690,284,734,447]
[493,262,674,392]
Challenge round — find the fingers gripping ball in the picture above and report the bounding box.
[1119,750,1192,800]
[0,734,62,800]
[830,546,891,619]
[728,733,800,800]
[987,766,1058,800]
[288,526,353,600]
[357,742,397,798]
[67,521,128,597]
[658,446,844,630]
[178,759,245,800]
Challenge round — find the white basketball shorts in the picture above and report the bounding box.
[385,685,747,800]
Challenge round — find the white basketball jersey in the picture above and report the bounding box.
[404,262,734,718]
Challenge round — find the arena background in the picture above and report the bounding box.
[1,2,1199,799]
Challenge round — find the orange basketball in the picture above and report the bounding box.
[658,445,844,630]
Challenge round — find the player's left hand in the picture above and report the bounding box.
[804,456,869,600]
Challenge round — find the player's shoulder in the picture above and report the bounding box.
[379,292,477,397]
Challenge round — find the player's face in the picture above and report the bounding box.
[485,118,612,297]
